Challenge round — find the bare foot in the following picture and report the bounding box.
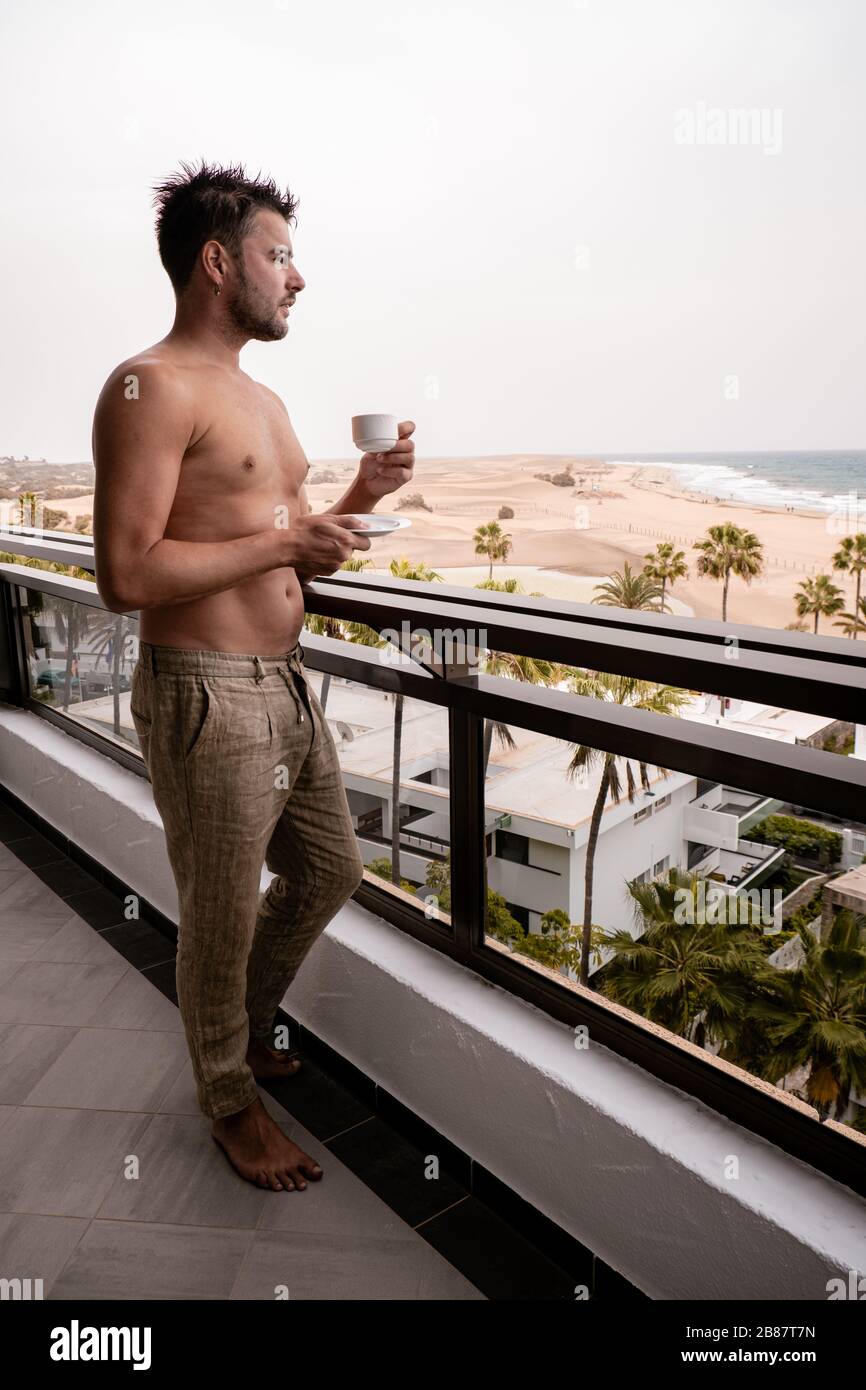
[212,1095,323,1190]
[246,1036,302,1080]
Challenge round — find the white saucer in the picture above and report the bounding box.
[346,514,412,536]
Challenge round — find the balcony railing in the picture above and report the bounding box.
[2,528,866,1199]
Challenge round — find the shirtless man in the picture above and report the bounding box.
[91,161,415,1191]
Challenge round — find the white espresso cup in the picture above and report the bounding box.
[352,413,398,452]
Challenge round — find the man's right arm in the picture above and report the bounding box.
[92,363,367,613]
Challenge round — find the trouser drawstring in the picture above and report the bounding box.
[279,666,305,722]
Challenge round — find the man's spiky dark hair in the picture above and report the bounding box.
[151,158,300,294]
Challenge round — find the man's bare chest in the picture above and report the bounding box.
[179,379,309,505]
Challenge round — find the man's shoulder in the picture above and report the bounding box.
[96,349,190,411]
[249,375,290,417]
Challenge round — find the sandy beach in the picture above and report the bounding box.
[332,455,858,630]
[45,456,858,632]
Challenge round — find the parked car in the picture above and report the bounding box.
[34,664,130,698]
[81,669,131,695]
[35,666,87,696]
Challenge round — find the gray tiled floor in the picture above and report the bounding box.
[0,849,483,1300]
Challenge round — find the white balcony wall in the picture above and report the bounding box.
[683,804,741,850]
[487,858,569,917]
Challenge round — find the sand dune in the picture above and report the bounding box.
[43,456,857,633]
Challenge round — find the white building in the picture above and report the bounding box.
[309,676,819,957]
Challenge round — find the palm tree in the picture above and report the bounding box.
[643,542,688,610]
[794,574,846,634]
[599,868,770,1048]
[474,520,512,580]
[303,555,372,710]
[53,599,91,710]
[475,575,556,772]
[476,576,522,594]
[89,610,129,738]
[834,595,866,639]
[480,649,562,773]
[693,523,764,621]
[593,562,666,611]
[363,557,443,888]
[302,611,343,712]
[832,533,866,639]
[566,670,690,985]
[746,909,866,1122]
[476,577,523,771]
[15,490,42,529]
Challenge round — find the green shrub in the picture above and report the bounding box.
[749,814,842,866]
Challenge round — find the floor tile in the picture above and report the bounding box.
[4,833,65,869]
[157,1058,203,1114]
[50,1219,253,1301]
[59,885,128,931]
[325,1115,468,1226]
[0,1023,79,1104]
[99,919,176,971]
[0,807,34,842]
[0,863,31,895]
[0,960,127,1026]
[415,1240,487,1299]
[257,1119,421,1242]
[261,1049,375,1141]
[30,858,102,899]
[0,1106,152,1217]
[96,966,184,1032]
[0,1212,89,1297]
[139,958,178,1005]
[22,1027,189,1112]
[30,913,123,965]
[418,1196,577,1300]
[229,1230,433,1301]
[96,1112,272,1229]
[0,876,81,958]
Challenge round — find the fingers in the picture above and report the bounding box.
[365,437,414,462]
[379,440,413,457]
[328,518,371,555]
[397,419,416,436]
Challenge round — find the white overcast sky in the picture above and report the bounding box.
[1,0,864,462]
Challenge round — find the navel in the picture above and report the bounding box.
[241,455,256,471]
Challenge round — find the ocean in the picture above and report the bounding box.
[601,452,866,515]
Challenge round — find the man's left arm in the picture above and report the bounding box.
[295,419,416,588]
[324,419,416,517]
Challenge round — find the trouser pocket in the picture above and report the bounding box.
[130,662,153,764]
[183,677,220,763]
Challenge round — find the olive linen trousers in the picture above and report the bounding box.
[130,640,364,1120]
